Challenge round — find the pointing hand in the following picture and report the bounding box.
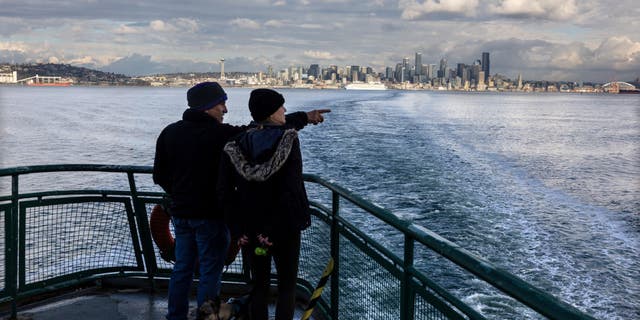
[307,109,331,125]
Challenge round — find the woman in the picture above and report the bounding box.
[217,88,312,320]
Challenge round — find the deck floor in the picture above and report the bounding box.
[3,287,312,320]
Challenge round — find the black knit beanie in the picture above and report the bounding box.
[187,82,227,111]
[248,88,285,121]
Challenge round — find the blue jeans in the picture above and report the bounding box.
[166,218,230,320]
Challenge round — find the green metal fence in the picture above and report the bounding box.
[0,164,597,320]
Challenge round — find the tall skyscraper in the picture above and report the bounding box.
[456,63,466,78]
[428,64,436,80]
[402,57,411,81]
[351,65,360,82]
[482,52,490,82]
[415,52,422,76]
[471,62,481,85]
[308,64,320,79]
[385,67,394,80]
[438,58,447,79]
[395,63,405,82]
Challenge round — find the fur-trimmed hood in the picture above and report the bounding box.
[223,127,298,182]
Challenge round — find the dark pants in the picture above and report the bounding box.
[167,218,230,320]
[247,232,301,320]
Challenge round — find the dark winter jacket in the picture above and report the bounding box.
[153,108,308,220]
[217,124,310,237]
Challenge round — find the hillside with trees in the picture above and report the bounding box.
[0,63,149,86]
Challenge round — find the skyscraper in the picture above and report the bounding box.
[438,58,447,79]
[415,52,422,76]
[402,57,411,81]
[386,67,394,80]
[456,63,466,78]
[482,52,490,82]
[308,64,320,79]
[351,65,360,82]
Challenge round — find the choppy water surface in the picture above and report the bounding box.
[1,87,638,319]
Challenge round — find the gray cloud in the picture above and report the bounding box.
[0,0,638,81]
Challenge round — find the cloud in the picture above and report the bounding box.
[467,36,640,81]
[0,42,28,52]
[304,50,336,60]
[594,36,640,69]
[0,17,32,36]
[114,24,141,35]
[114,18,198,35]
[67,55,103,66]
[265,20,285,28]
[0,0,637,82]
[100,54,162,76]
[150,20,173,32]
[489,0,579,21]
[230,18,261,29]
[400,0,479,20]
[299,24,324,29]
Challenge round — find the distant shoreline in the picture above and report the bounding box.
[2,83,633,94]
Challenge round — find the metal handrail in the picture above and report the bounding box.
[0,165,597,319]
[302,173,596,320]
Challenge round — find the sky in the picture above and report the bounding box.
[0,0,639,82]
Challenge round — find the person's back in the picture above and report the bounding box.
[154,82,239,320]
[222,125,310,236]
[155,107,242,218]
[218,88,317,320]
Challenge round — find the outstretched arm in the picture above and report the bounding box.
[306,109,331,125]
[285,109,331,130]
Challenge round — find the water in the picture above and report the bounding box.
[1,86,639,319]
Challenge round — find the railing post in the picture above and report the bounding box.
[401,235,415,320]
[127,172,158,288]
[330,191,340,320]
[8,174,19,319]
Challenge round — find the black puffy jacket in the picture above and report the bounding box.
[153,108,308,219]
[217,124,310,236]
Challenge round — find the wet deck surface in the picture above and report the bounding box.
[4,287,311,320]
[11,289,169,320]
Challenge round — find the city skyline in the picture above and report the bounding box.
[0,1,638,82]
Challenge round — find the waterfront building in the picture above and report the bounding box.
[0,71,17,83]
[482,52,490,82]
[428,64,436,80]
[421,65,430,80]
[350,65,360,82]
[403,57,411,82]
[415,52,422,76]
[457,63,465,78]
[385,67,394,81]
[471,62,481,85]
[438,58,447,80]
[308,64,320,79]
[477,71,486,90]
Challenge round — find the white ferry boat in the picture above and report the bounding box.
[344,82,387,90]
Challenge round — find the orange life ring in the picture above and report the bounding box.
[150,204,176,263]
[149,204,240,266]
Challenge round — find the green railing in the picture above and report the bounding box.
[0,164,596,320]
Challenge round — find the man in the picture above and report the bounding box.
[153,81,328,320]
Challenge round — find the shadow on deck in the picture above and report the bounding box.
[1,278,314,320]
